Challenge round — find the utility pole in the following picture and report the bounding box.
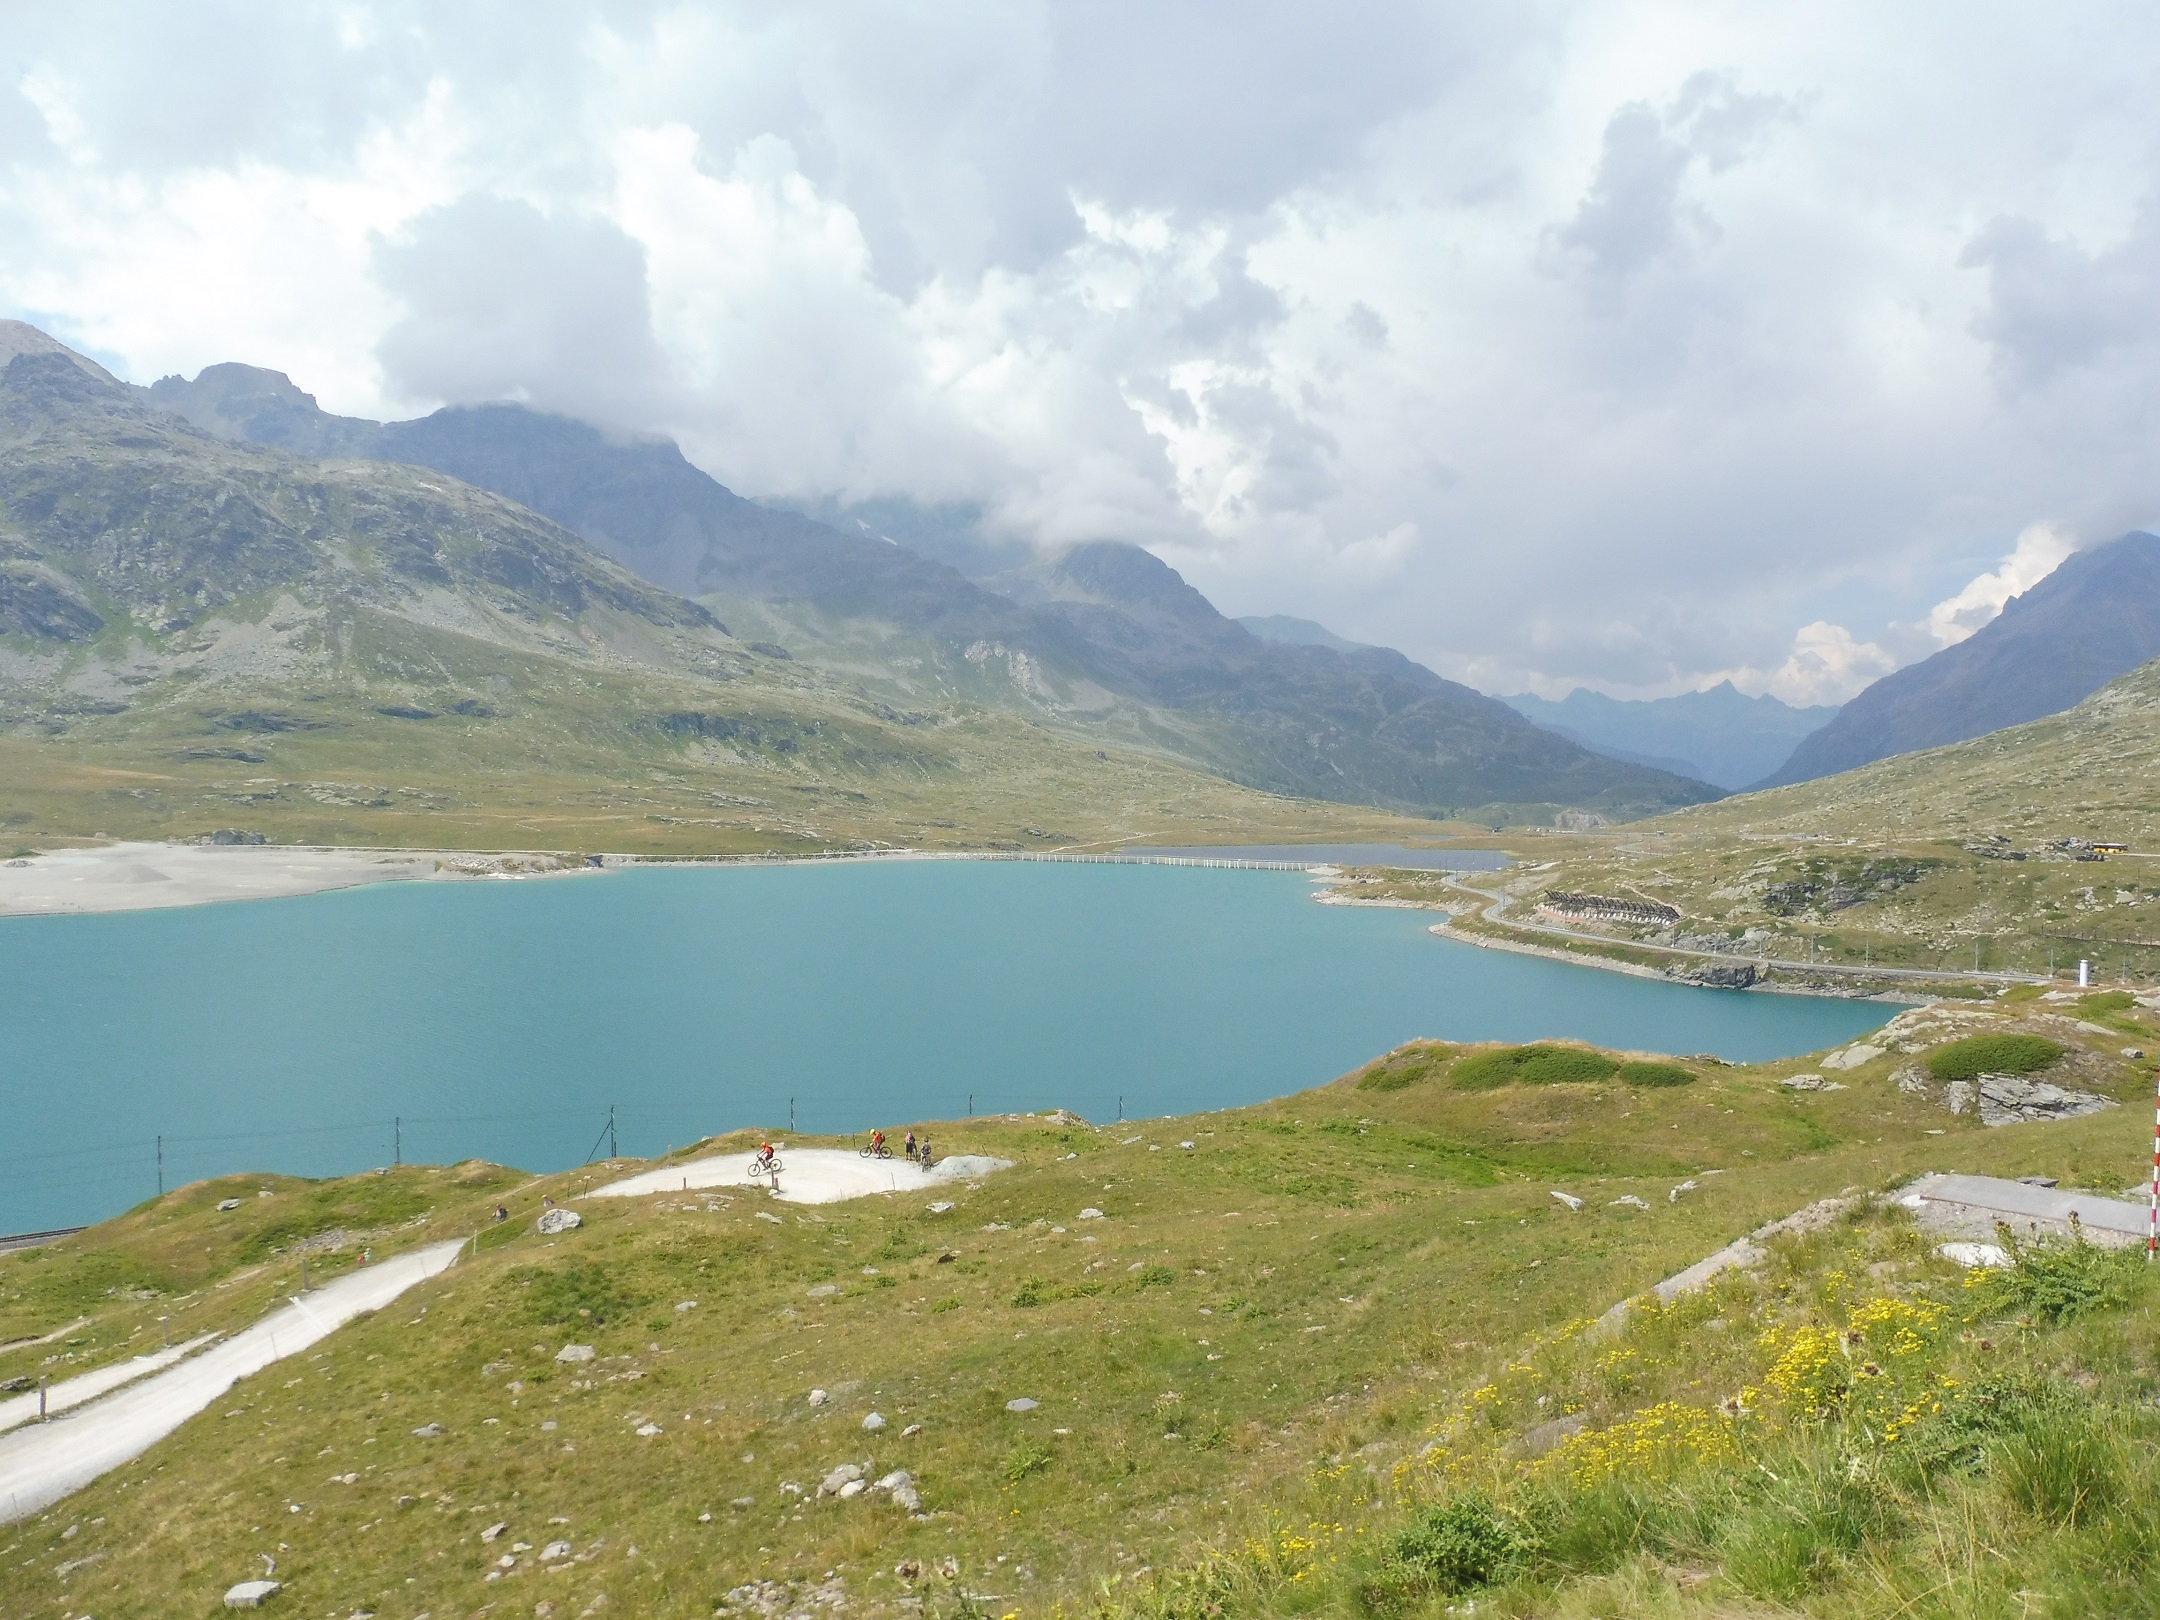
[156,1135,163,1197]
[608,1105,617,1160]
[789,1097,795,1133]
[394,1116,401,1167]
[968,1093,974,1117]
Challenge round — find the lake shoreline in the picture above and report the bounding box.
[0,843,599,920]
[0,841,1373,921]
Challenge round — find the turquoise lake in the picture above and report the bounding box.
[0,861,1891,1232]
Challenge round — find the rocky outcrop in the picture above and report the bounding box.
[1665,959,1758,989]
[1944,1073,2116,1127]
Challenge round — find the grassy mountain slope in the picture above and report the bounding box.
[0,346,1434,854]
[10,1000,2158,1617]
[145,360,1720,822]
[1760,530,2160,788]
[1364,656,2160,986]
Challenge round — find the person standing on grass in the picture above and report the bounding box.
[905,1130,918,1162]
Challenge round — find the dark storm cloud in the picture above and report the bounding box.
[1961,208,2160,389]
[373,196,676,427]
[9,3,2160,701]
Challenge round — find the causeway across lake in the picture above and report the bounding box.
[0,861,1889,1231]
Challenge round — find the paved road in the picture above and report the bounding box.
[1443,876,2046,986]
[0,1240,462,1523]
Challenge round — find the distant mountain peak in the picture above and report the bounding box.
[0,320,119,385]
[1756,530,2160,789]
[1498,684,1838,791]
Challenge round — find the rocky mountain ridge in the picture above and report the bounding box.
[143,356,1720,820]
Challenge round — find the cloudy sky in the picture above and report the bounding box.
[5,2,2158,703]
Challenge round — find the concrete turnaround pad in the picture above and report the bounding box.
[1897,1172,2153,1246]
[0,1240,462,1523]
[589,1147,1013,1205]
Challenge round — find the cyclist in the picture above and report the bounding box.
[917,1134,932,1169]
[870,1128,888,1158]
[754,1141,777,1172]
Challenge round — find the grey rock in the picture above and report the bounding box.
[481,1521,508,1543]
[1549,1190,1582,1211]
[1511,1412,1588,1458]
[1971,1073,2116,1127]
[862,1411,887,1431]
[807,1284,839,1298]
[817,1463,865,1497]
[1005,1397,1040,1412]
[2016,1175,2060,1188]
[874,1470,914,1491]
[542,1540,572,1560]
[1781,1074,1844,1092]
[554,1344,595,1363]
[536,1208,582,1235]
[1609,1195,1651,1210]
[1893,1066,1934,1095]
[223,1579,282,1608]
[807,1388,830,1406]
[900,1423,923,1437]
[892,1484,923,1512]
[411,1423,443,1438]
[1078,1208,1103,1220]
[838,1479,866,1498]
[217,1197,243,1211]
[1666,960,1758,990]
[1820,1043,1885,1071]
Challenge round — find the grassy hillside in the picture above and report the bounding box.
[1368,657,2160,988]
[144,361,1721,823]
[8,994,2159,1617]
[0,348,1454,855]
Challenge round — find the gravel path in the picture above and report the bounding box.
[0,1240,462,1522]
[0,1334,218,1436]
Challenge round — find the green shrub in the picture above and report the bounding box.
[1133,1265,1176,1289]
[1012,1277,1050,1308]
[1615,1060,1695,1088]
[1003,1441,1053,1483]
[1925,1033,2062,1081]
[1450,1045,1619,1090]
[1972,1233,2140,1325]
[1893,1374,2074,1481]
[1358,1044,1454,1091]
[1371,1490,1540,1601]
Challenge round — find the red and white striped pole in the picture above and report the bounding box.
[2149,1061,2159,1262]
